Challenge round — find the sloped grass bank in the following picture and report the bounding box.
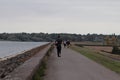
[32,45,54,80]
[71,45,120,74]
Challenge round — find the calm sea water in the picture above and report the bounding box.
[0,41,48,58]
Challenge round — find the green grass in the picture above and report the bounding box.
[71,45,120,74]
[32,44,54,80]
[32,61,46,80]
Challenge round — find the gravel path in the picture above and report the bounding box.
[44,47,120,80]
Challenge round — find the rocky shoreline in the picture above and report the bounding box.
[0,43,49,79]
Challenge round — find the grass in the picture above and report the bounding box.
[71,45,120,74]
[32,61,46,80]
[32,44,54,80]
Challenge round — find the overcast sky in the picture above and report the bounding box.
[0,0,120,34]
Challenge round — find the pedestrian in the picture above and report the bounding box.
[66,40,71,48]
[55,35,62,57]
[63,41,66,48]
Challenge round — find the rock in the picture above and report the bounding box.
[0,44,48,79]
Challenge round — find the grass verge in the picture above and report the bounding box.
[32,45,54,80]
[71,45,120,74]
[32,61,46,80]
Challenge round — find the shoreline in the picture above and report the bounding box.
[0,41,49,59]
[0,43,50,79]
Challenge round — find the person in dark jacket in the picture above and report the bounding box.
[66,40,71,48]
[55,35,62,57]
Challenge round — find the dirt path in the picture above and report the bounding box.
[44,47,120,80]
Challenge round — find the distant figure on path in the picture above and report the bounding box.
[63,41,67,48]
[55,35,62,57]
[66,40,71,48]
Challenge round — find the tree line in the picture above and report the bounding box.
[0,33,119,42]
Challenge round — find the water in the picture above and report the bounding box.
[0,41,48,59]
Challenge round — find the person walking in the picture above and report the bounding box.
[66,40,71,48]
[55,35,62,57]
[63,41,67,48]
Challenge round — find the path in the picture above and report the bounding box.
[44,47,120,80]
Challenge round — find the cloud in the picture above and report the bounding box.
[0,0,120,34]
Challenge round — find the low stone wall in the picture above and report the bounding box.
[0,43,50,79]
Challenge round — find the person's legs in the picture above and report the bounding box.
[57,46,61,57]
[57,47,59,57]
[64,44,66,48]
[67,44,69,48]
[59,46,61,55]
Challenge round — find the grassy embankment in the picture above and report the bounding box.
[32,45,54,80]
[71,44,120,74]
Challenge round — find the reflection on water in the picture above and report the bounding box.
[0,41,48,58]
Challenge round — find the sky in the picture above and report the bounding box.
[0,0,120,34]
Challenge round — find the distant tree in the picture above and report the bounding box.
[0,32,115,42]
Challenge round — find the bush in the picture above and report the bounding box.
[112,46,120,54]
